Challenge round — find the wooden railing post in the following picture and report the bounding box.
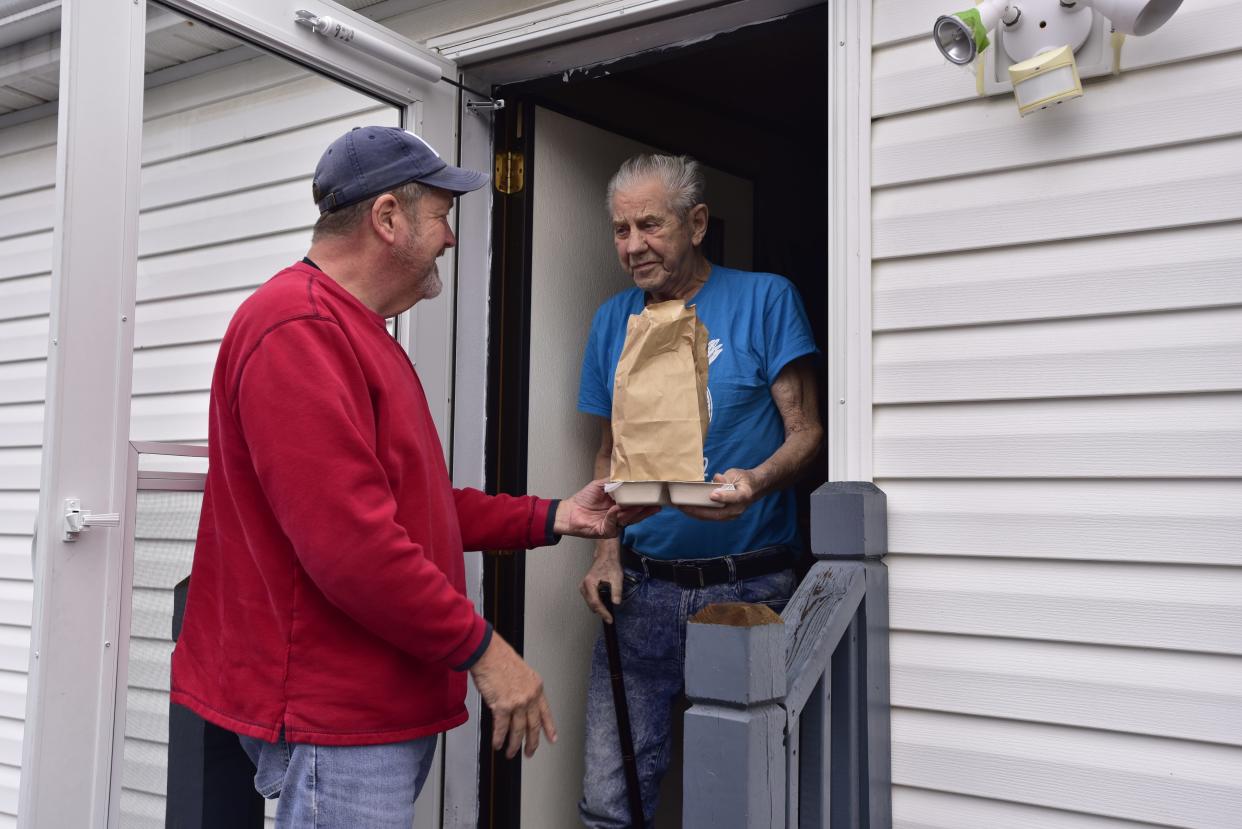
[810,482,891,829]
[683,603,787,829]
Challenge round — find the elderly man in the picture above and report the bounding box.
[577,153,823,826]
[171,127,652,827]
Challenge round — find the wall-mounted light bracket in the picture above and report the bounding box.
[979,0,1111,94]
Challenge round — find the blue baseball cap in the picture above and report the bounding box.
[312,126,489,214]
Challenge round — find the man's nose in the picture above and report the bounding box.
[625,232,645,255]
[443,225,457,250]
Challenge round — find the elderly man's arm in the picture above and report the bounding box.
[579,419,625,622]
[679,355,823,521]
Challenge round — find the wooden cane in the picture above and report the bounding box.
[598,582,644,829]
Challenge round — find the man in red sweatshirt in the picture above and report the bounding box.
[170,126,652,827]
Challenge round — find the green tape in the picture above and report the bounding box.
[956,8,991,54]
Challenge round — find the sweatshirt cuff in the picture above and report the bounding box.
[452,620,493,672]
[544,499,562,546]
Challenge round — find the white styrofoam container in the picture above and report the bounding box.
[668,481,729,508]
[606,480,670,506]
[606,480,733,507]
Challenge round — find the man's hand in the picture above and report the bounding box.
[469,633,557,759]
[580,542,623,623]
[678,468,761,521]
[555,478,659,539]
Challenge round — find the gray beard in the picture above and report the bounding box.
[394,238,442,302]
[420,262,442,300]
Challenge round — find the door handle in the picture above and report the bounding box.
[63,498,121,541]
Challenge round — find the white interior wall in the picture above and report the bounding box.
[524,106,753,829]
[870,1,1242,826]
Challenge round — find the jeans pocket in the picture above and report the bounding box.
[736,568,797,612]
[620,568,645,603]
[239,733,287,799]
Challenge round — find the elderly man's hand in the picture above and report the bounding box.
[554,479,659,539]
[677,468,761,521]
[580,544,624,623]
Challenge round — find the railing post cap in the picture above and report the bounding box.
[686,603,785,705]
[810,481,888,559]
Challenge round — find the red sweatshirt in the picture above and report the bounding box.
[170,261,555,745]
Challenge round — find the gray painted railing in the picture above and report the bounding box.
[683,482,891,829]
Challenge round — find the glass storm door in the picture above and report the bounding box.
[21,2,466,826]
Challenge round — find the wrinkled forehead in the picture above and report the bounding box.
[610,176,676,221]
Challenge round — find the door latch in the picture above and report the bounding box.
[63,498,121,541]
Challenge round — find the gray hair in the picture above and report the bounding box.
[311,180,429,241]
[606,154,705,220]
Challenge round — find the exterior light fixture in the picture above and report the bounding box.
[1080,0,1184,35]
[932,0,1184,115]
[934,0,1020,65]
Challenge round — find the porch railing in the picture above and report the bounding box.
[682,482,891,829]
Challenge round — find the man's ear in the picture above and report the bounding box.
[689,203,709,246]
[370,193,401,244]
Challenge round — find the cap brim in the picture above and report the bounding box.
[418,164,490,195]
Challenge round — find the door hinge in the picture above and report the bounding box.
[494,151,525,194]
[63,498,121,541]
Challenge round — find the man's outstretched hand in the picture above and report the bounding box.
[469,633,556,759]
[554,478,659,539]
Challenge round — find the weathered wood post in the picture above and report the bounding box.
[683,603,788,829]
[810,482,891,829]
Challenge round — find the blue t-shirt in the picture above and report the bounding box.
[578,265,818,560]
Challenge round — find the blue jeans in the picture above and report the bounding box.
[579,560,796,828]
[237,731,437,828]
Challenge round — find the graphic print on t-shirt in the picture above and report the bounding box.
[705,337,723,467]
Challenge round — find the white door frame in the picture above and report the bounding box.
[19,4,148,826]
[441,84,497,829]
[825,0,874,483]
[20,2,457,826]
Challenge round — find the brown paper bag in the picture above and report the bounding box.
[610,300,710,482]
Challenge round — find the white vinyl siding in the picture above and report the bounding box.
[871,0,1242,826]
[0,101,52,828]
[120,488,206,827]
[0,49,396,824]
